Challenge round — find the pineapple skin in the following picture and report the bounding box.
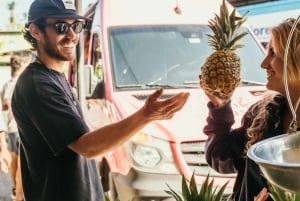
[200,50,241,100]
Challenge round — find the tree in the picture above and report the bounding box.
[7,1,16,25]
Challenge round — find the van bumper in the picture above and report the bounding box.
[111,169,180,201]
[111,169,234,201]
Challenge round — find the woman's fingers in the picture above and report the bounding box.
[254,188,269,201]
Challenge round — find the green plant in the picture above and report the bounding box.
[165,173,230,201]
[269,183,300,201]
[7,1,16,24]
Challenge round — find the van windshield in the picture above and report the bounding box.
[109,25,266,89]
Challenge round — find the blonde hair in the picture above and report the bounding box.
[244,18,300,153]
[271,18,300,84]
[245,92,283,153]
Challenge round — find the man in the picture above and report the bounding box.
[11,0,189,201]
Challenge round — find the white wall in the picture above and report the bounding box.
[246,9,300,43]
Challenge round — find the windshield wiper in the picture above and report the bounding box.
[241,80,265,86]
[145,83,179,89]
[183,80,265,87]
[146,83,199,89]
[116,84,144,89]
[183,80,199,85]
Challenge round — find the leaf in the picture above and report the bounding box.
[166,173,230,201]
[199,173,209,199]
[189,173,199,199]
[206,0,249,50]
[182,175,192,201]
[165,184,184,201]
[214,180,229,201]
[268,183,300,201]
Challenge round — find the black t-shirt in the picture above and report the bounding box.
[11,63,104,201]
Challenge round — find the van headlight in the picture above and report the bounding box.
[133,145,160,167]
[128,132,179,173]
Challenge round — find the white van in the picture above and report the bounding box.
[77,0,267,200]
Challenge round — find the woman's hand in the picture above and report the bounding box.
[199,74,233,108]
[254,188,269,201]
[205,91,231,108]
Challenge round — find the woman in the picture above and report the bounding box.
[2,51,32,201]
[201,18,300,201]
[0,98,11,173]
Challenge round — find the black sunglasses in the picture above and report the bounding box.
[43,21,85,35]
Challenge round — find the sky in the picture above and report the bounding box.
[0,0,96,30]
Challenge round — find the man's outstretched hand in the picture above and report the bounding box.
[143,88,189,120]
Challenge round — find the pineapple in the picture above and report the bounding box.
[165,173,230,201]
[199,0,249,100]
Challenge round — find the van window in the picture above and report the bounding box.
[109,25,266,90]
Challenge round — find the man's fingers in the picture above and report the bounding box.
[144,89,189,120]
[166,93,189,110]
[161,92,189,118]
[148,88,164,102]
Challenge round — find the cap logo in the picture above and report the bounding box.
[62,0,76,10]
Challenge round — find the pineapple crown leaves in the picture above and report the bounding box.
[207,0,249,51]
[165,172,230,201]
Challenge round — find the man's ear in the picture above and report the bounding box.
[29,23,42,41]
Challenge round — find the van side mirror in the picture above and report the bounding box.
[83,64,96,98]
[83,64,104,99]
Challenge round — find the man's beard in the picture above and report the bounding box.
[43,34,76,61]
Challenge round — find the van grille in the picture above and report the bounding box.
[180,141,236,178]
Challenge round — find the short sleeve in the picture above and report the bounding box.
[0,99,6,131]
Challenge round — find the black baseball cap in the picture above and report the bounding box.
[28,0,86,22]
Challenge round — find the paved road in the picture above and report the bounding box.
[0,171,12,201]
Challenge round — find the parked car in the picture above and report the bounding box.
[72,0,267,200]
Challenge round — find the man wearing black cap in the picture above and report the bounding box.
[11,0,189,201]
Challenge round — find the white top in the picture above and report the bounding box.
[0,98,6,132]
[1,77,17,132]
